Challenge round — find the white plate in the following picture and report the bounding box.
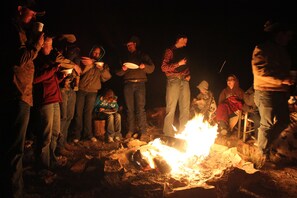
[124,62,139,69]
[103,110,116,114]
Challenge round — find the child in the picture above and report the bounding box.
[94,89,122,142]
[191,80,217,125]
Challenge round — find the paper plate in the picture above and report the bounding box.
[124,62,139,69]
[103,110,116,114]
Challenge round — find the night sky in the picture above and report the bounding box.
[6,0,297,108]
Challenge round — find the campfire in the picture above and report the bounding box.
[104,114,257,197]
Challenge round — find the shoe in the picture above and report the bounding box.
[38,169,57,184]
[221,129,228,136]
[114,136,121,142]
[140,133,151,142]
[56,148,73,156]
[107,136,114,143]
[91,137,97,142]
[132,133,139,139]
[55,156,68,167]
[64,143,78,151]
[125,131,133,138]
[73,139,79,143]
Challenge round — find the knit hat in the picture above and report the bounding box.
[197,80,209,93]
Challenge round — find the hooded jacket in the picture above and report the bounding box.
[79,45,111,92]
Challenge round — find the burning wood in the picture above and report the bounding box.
[102,115,258,197]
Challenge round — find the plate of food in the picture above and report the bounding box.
[123,62,139,69]
[103,109,116,114]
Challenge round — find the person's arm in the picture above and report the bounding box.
[252,45,293,85]
[100,65,112,82]
[161,48,178,73]
[141,53,155,74]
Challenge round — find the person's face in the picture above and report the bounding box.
[18,6,37,24]
[127,42,136,53]
[200,89,208,95]
[42,37,53,55]
[91,47,101,59]
[227,76,236,89]
[176,37,188,48]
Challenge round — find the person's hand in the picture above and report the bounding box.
[81,56,93,66]
[282,78,295,86]
[178,58,187,67]
[122,65,128,71]
[185,75,191,81]
[139,63,145,69]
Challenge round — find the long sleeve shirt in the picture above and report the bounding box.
[94,95,119,114]
[161,46,190,78]
[2,18,42,106]
[116,50,155,82]
[252,40,291,92]
[79,64,111,93]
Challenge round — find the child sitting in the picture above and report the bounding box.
[191,80,217,125]
[94,89,122,142]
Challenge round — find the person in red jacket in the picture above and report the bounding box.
[33,36,67,179]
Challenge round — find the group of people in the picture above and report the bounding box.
[1,0,296,197]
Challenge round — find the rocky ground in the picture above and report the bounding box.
[22,123,297,198]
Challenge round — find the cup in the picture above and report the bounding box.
[33,22,44,33]
[95,62,104,67]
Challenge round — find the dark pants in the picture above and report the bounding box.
[72,90,97,140]
[58,88,76,147]
[2,100,31,198]
[124,82,147,134]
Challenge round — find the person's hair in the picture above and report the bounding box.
[175,34,188,41]
[264,19,294,34]
[103,89,115,99]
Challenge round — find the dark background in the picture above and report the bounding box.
[6,0,297,108]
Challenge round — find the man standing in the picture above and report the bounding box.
[71,45,111,143]
[1,0,45,197]
[161,34,190,137]
[116,36,155,140]
[252,19,295,167]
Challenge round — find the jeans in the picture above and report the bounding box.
[72,90,97,140]
[95,112,122,138]
[2,100,31,198]
[59,88,76,147]
[124,82,147,134]
[254,90,290,154]
[35,103,61,169]
[163,77,190,136]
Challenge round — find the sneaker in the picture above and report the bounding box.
[38,169,57,184]
[125,131,133,138]
[114,136,121,142]
[56,148,73,156]
[132,133,139,139]
[55,156,68,167]
[91,137,97,142]
[64,143,78,151]
[221,129,228,136]
[107,136,114,143]
[140,133,150,142]
[73,139,79,143]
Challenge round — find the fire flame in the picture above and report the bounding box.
[141,114,218,179]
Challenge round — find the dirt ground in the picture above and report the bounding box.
[22,125,297,198]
